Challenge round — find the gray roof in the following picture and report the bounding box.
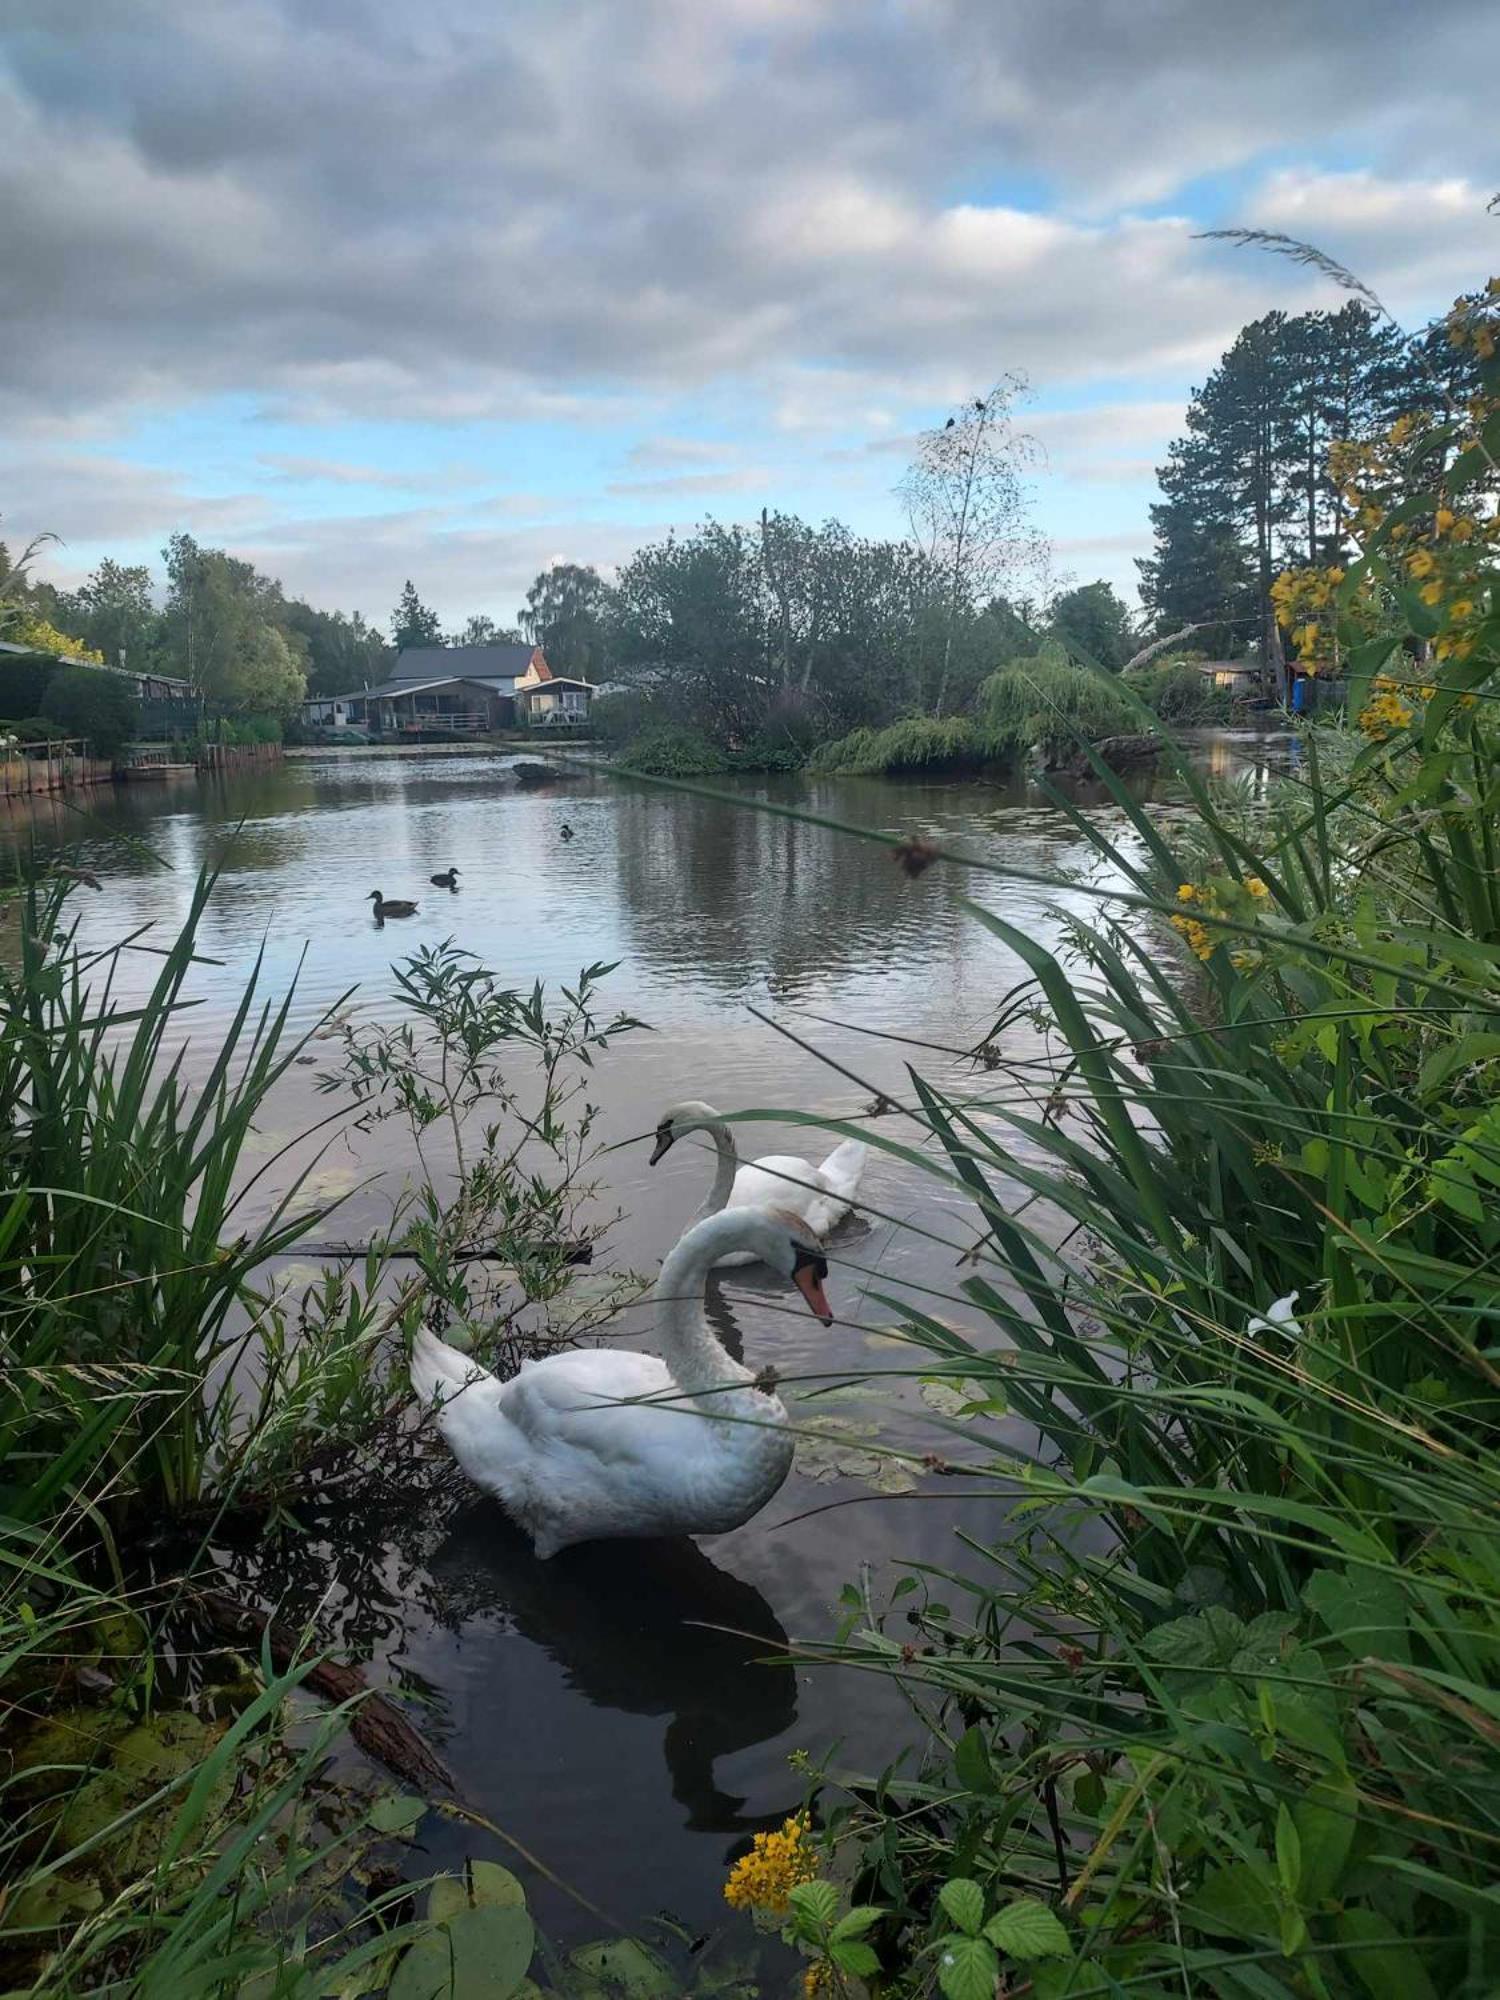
[361,674,515,701]
[392,642,533,682]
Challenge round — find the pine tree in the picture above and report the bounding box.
[391,580,442,650]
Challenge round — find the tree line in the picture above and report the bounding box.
[1138,295,1483,658]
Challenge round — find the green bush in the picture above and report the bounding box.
[590,689,653,748]
[978,647,1136,764]
[39,664,139,759]
[807,715,988,775]
[8,715,66,743]
[1126,653,1233,723]
[618,724,728,775]
[0,657,57,719]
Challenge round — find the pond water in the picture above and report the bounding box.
[2,732,1295,1967]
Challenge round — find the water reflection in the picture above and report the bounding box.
[426,1506,797,1836]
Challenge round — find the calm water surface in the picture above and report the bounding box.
[2,733,1294,1960]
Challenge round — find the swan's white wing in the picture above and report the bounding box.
[727,1154,820,1221]
[501,1348,728,1470]
[803,1137,867,1237]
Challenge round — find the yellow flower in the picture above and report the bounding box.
[724,1816,818,1914]
[1448,599,1475,621]
[1407,549,1436,579]
[803,1964,834,1999]
[1435,506,1456,536]
[1420,581,1444,606]
[1245,877,1269,900]
[1177,883,1197,902]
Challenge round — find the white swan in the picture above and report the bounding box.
[409,1206,833,1559]
[649,1099,866,1267]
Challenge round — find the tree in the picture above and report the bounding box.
[40,663,139,759]
[1049,581,1135,671]
[519,564,614,677]
[452,613,523,647]
[72,559,163,671]
[390,580,442,650]
[282,600,388,695]
[1136,500,1256,655]
[899,378,1048,713]
[161,533,307,715]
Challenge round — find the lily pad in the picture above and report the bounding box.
[368,1793,428,1838]
[920,1379,989,1420]
[389,1904,536,2000]
[568,1937,676,1998]
[795,1417,917,1494]
[111,1711,217,1784]
[427,1861,527,1922]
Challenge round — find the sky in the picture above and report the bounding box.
[3,0,1499,630]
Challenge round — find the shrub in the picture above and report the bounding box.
[0,656,57,719]
[978,646,1135,764]
[1125,654,1233,723]
[9,715,67,743]
[590,688,653,748]
[40,663,139,759]
[618,724,728,775]
[807,715,988,775]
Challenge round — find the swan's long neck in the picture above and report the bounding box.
[653,1211,762,1402]
[689,1116,740,1222]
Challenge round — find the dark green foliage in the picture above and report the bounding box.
[618,723,729,775]
[978,648,1135,764]
[390,577,443,649]
[807,716,990,776]
[1048,580,1135,670]
[519,561,614,677]
[0,655,57,719]
[1125,655,1233,722]
[40,663,139,758]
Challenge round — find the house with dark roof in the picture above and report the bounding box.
[302,642,552,737]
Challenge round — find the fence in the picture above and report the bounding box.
[0,737,113,799]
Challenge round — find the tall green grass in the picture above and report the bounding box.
[720,293,1500,1996]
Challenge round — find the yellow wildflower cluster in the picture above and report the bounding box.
[802,1962,835,1998]
[1170,883,1218,963]
[1358,675,1414,742]
[1446,283,1500,363]
[1270,566,1349,675]
[724,1815,819,1915]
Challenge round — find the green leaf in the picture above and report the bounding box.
[566,1938,674,1998]
[983,1898,1071,1962]
[1294,1777,1358,1906]
[389,1905,535,2000]
[427,1862,527,1924]
[829,1939,881,1977]
[953,1725,994,1794]
[1274,1803,1301,1899]
[938,1878,986,1936]
[368,1793,427,1838]
[830,1907,884,1941]
[1304,1569,1411,1663]
[937,1934,1000,2000]
[787,1880,840,1934]
[1186,1862,1281,1945]
[1335,1908,1439,2000]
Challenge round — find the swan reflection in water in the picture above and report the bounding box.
[425,1502,798,1837]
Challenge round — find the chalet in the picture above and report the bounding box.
[514,651,594,727]
[303,642,552,738]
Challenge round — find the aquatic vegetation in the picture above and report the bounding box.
[724,271,1500,1995]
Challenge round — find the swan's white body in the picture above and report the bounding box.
[410,1207,830,1559]
[651,1099,866,1267]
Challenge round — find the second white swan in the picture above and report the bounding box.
[649,1098,866,1266]
[409,1205,833,1558]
